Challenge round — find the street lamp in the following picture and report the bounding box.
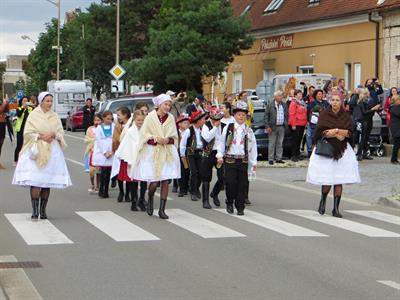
[45,0,61,81]
[21,35,36,44]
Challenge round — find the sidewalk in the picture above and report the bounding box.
[257,157,400,207]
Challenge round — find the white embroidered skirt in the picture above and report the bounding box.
[132,145,181,182]
[12,140,72,189]
[306,143,361,186]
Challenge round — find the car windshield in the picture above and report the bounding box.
[253,109,265,126]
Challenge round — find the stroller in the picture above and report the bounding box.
[366,113,385,157]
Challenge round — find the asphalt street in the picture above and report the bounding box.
[0,132,399,300]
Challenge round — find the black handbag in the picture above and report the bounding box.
[315,138,334,158]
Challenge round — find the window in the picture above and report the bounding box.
[308,0,320,5]
[299,65,314,74]
[264,0,285,13]
[354,63,362,89]
[233,72,242,93]
[240,4,252,16]
[344,63,352,91]
[263,69,275,83]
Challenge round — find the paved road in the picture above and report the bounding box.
[0,132,399,300]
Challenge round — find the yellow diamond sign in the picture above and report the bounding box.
[109,64,126,80]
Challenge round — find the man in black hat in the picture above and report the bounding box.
[180,110,206,201]
[217,101,258,216]
[186,95,205,115]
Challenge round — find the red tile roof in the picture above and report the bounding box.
[232,0,400,32]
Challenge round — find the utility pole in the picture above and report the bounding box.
[45,0,61,80]
[82,24,85,80]
[116,0,120,65]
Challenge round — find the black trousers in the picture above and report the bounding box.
[224,158,248,211]
[188,151,202,194]
[0,122,5,157]
[291,126,305,158]
[391,136,400,162]
[179,158,190,193]
[356,120,371,158]
[100,167,111,195]
[140,181,147,199]
[201,150,224,196]
[14,131,24,162]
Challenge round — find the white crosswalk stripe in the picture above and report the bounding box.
[282,210,400,237]
[76,211,159,242]
[166,209,246,238]
[346,210,400,226]
[215,209,327,237]
[5,214,73,245]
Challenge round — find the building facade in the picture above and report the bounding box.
[2,55,28,97]
[203,0,400,100]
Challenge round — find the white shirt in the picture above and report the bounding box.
[216,122,257,167]
[201,123,221,151]
[180,126,204,156]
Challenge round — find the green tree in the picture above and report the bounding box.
[0,62,5,98]
[134,0,253,94]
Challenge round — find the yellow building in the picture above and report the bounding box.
[203,0,400,100]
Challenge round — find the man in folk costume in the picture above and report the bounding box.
[200,106,225,209]
[180,110,206,202]
[131,94,180,219]
[176,113,191,197]
[217,101,257,216]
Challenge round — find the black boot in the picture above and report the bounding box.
[117,192,124,202]
[31,199,39,219]
[147,193,154,216]
[130,183,138,211]
[318,193,328,215]
[202,182,212,209]
[332,196,343,218]
[158,199,169,219]
[210,183,221,207]
[226,202,234,214]
[244,198,251,205]
[40,199,48,219]
[172,179,178,193]
[191,193,198,201]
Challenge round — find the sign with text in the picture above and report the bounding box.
[260,34,294,52]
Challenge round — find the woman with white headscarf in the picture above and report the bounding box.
[12,92,72,220]
[131,94,180,219]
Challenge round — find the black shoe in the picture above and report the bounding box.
[357,156,363,161]
[291,157,299,162]
[244,198,251,205]
[158,199,169,219]
[211,192,220,207]
[117,192,124,202]
[276,160,285,164]
[178,191,184,197]
[31,199,39,219]
[147,194,154,216]
[172,186,178,193]
[138,198,146,211]
[191,194,198,201]
[39,199,48,219]
[130,201,138,211]
[202,182,212,209]
[269,160,274,165]
[318,193,328,215]
[237,210,244,216]
[363,156,373,160]
[332,196,343,218]
[196,191,201,200]
[111,178,117,188]
[391,160,399,165]
[226,203,234,214]
[125,194,131,202]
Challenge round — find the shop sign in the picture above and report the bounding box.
[260,34,294,52]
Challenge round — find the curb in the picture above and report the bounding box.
[377,197,400,209]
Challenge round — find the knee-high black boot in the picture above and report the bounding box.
[147,191,154,216]
[40,199,48,219]
[210,182,221,207]
[125,182,131,202]
[117,180,124,202]
[130,182,138,211]
[332,196,343,218]
[318,193,328,215]
[158,199,169,219]
[31,198,39,219]
[202,182,211,209]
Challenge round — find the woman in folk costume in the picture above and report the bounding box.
[116,110,146,211]
[131,94,180,219]
[111,107,132,203]
[12,92,72,220]
[92,111,115,199]
[84,113,102,193]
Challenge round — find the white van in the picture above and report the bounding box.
[256,73,333,103]
[47,80,93,123]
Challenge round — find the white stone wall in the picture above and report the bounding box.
[383,10,400,88]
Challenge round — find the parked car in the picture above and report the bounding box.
[65,106,84,132]
[99,93,155,114]
[252,107,292,159]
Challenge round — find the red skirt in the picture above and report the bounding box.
[118,160,136,182]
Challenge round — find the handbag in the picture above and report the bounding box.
[29,142,39,160]
[315,138,334,158]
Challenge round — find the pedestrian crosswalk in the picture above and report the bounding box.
[4,209,400,246]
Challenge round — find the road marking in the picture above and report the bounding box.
[66,157,84,166]
[166,209,245,239]
[76,211,159,242]
[0,255,43,300]
[64,133,85,141]
[377,280,400,290]
[282,210,400,237]
[4,214,74,245]
[215,209,327,237]
[256,177,370,207]
[346,210,400,226]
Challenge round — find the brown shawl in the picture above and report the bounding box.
[314,108,353,160]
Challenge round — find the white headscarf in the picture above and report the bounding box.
[152,94,171,108]
[38,91,52,104]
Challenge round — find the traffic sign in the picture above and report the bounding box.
[111,80,124,93]
[16,90,24,99]
[109,64,126,80]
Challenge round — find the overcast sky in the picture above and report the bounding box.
[0,0,101,60]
